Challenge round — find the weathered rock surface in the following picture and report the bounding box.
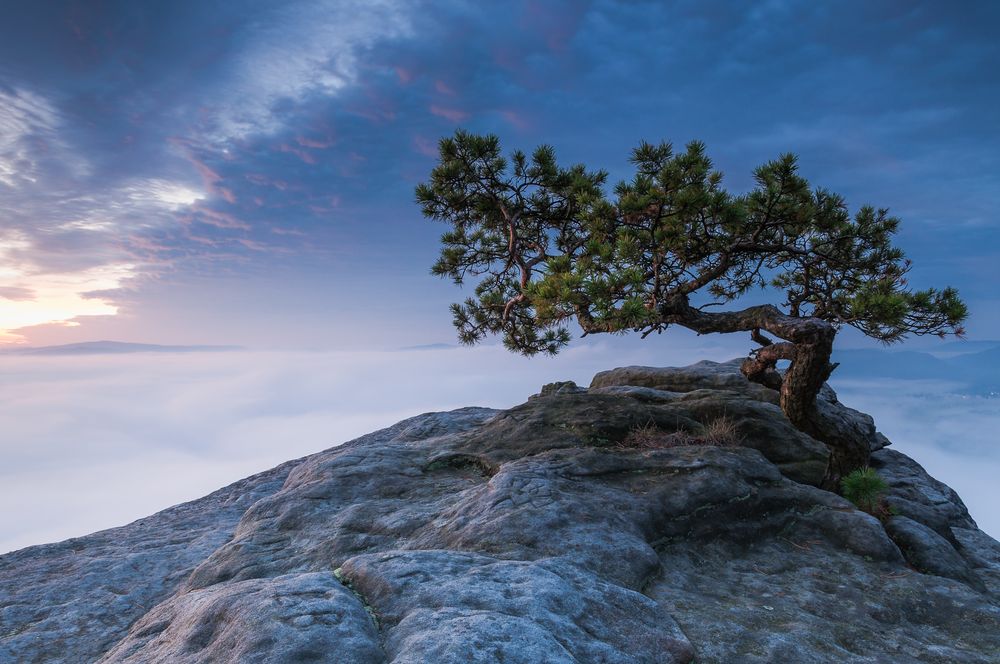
[883,516,982,589]
[2,360,998,663]
[0,462,294,663]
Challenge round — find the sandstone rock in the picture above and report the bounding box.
[671,390,830,485]
[871,448,978,541]
[884,516,982,589]
[531,380,587,399]
[953,527,1000,597]
[0,464,293,664]
[590,360,848,486]
[99,572,383,664]
[591,359,781,403]
[815,383,891,453]
[339,551,693,663]
[1,361,997,663]
[593,360,891,456]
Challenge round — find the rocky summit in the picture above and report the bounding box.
[2,360,998,663]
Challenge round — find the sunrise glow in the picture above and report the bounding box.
[0,261,136,344]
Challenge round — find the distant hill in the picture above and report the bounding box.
[832,344,1000,395]
[926,339,1000,355]
[397,343,456,351]
[0,341,242,356]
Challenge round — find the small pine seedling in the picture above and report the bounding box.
[841,467,888,515]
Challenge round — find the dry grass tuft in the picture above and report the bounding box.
[700,415,742,447]
[618,416,742,450]
[618,422,692,449]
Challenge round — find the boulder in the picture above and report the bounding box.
[591,359,780,403]
[883,516,982,589]
[871,448,978,542]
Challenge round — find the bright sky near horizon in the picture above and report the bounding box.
[1,1,999,349]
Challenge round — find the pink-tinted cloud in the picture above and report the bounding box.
[192,204,251,230]
[395,66,413,84]
[184,233,222,247]
[193,159,222,187]
[413,135,438,158]
[346,81,398,123]
[499,109,531,130]
[277,143,318,164]
[296,135,335,149]
[171,138,240,203]
[430,105,469,122]
[236,238,271,252]
[522,0,588,52]
[270,227,306,236]
[80,287,131,301]
[0,286,36,302]
[122,235,177,262]
[245,173,293,191]
[434,80,456,96]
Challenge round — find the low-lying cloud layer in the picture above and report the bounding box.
[1,342,997,553]
[830,378,999,537]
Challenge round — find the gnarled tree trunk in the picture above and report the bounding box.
[658,296,869,484]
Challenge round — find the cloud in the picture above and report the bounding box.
[0,2,420,345]
[0,257,135,343]
[0,86,85,188]
[429,105,469,122]
[199,0,414,143]
[0,286,35,301]
[122,178,205,211]
[830,377,1000,537]
[0,84,222,343]
[0,172,217,342]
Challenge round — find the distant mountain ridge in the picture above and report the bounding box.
[4,340,996,395]
[832,341,1000,395]
[0,341,242,356]
[927,339,1000,356]
[396,342,456,351]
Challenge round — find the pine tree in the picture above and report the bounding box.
[416,131,967,476]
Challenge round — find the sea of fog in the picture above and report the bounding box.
[1,340,997,554]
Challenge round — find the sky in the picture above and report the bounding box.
[1,2,998,552]
[0,0,998,347]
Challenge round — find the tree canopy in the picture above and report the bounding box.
[416,130,968,476]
